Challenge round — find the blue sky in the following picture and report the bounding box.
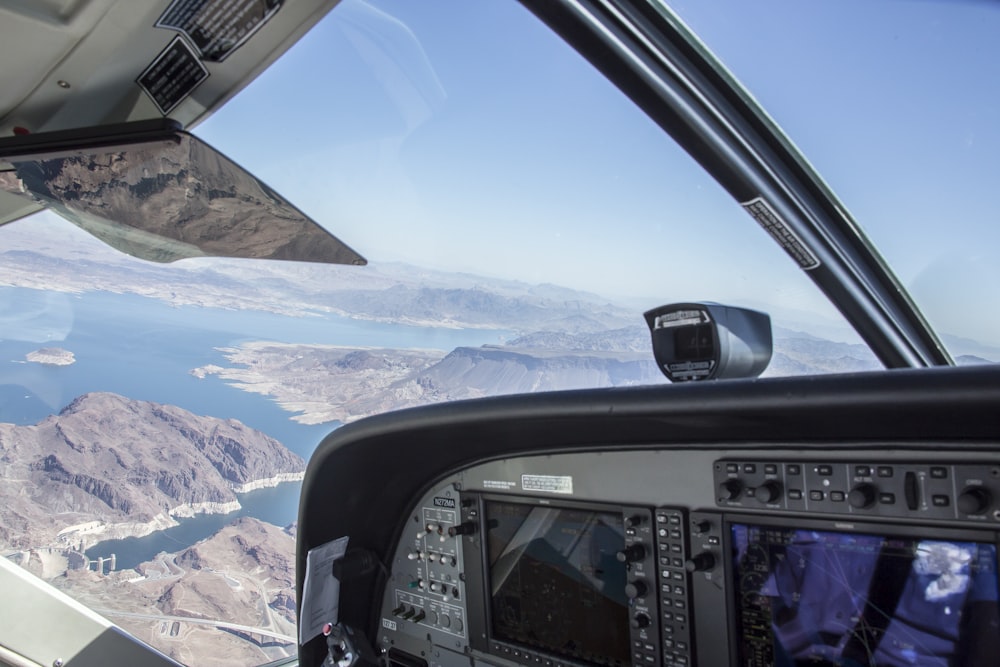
[197,0,1000,347]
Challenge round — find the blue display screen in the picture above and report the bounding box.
[732,523,1000,666]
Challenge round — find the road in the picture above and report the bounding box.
[94,609,296,643]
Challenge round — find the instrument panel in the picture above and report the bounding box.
[295,366,1000,667]
[375,449,1000,667]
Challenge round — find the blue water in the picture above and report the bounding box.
[86,483,304,570]
[0,285,508,566]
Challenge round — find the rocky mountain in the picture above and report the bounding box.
[412,345,662,398]
[194,341,665,425]
[0,393,304,550]
[316,282,630,332]
[51,517,297,666]
[191,325,918,426]
[507,326,651,352]
[172,517,297,621]
[955,354,993,366]
[766,328,880,375]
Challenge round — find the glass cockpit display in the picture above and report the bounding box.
[484,500,630,666]
[732,523,1000,667]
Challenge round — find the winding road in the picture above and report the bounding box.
[95,609,295,643]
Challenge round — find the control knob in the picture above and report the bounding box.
[616,544,646,563]
[848,483,877,510]
[624,580,648,599]
[684,552,716,573]
[756,481,782,504]
[630,613,651,630]
[958,487,992,515]
[719,479,743,501]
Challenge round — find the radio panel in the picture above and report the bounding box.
[714,461,1000,523]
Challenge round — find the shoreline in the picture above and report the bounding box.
[61,473,304,555]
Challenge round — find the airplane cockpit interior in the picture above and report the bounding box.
[1,1,998,667]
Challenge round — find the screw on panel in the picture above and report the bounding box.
[57,80,70,89]
[53,660,64,667]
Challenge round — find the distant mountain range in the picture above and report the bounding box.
[3,214,998,361]
[191,324,917,426]
[0,393,303,551]
[0,215,634,332]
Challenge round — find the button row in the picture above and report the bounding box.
[632,640,658,665]
[655,509,693,667]
[728,462,944,479]
[491,642,575,667]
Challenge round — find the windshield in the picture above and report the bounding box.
[669,0,1000,359]
[0,0,994,665]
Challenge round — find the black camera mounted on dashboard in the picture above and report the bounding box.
[644,302,772,382]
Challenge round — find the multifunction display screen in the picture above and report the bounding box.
[732,523,1000,666]
[484,500,629,666]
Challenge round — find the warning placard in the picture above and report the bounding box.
[521,474,574,495]
[156,0,283,62]
[742,196,821,270]
[137,36,209,115]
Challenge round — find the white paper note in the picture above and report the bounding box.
[299,535,350,645]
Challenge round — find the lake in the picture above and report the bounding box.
[0,285,508,566]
